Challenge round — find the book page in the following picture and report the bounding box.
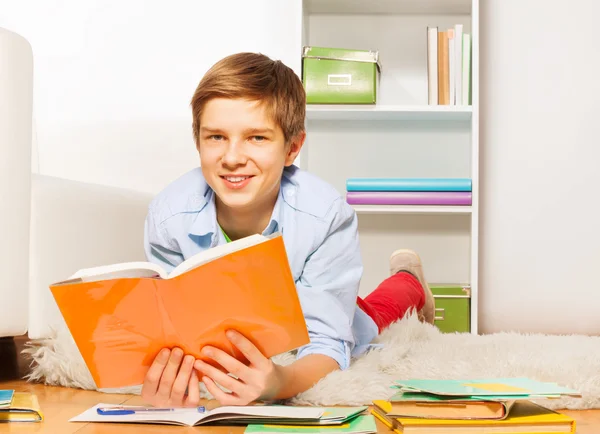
[167,233,271,279]
[195,405,324,424]
[63,261,167,283]
[70,404,324,427]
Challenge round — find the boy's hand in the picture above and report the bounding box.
[194,330,284,405]
[141,347,201,408]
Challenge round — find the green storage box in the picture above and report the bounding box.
[430,284,471,333]
[302,46,381,104]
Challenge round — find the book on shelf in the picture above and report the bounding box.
[346,178,472,192]
[49,232,310,389]
[346,191,472,206]
[428,25,471,106]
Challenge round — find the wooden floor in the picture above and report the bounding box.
[2,337,599,433]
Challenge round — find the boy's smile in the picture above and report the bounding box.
[197,97,303,238]
[221,175,253,190]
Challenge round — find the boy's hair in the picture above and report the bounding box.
[190,52,306,147]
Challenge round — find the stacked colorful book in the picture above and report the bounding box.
[371,377,579,433]
[345,178,472,206]
[0,390,43,422]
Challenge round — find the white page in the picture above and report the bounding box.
[69,404,203,426]
[167,233,271,279]
[70,403,324,426]
[67,262,167,282]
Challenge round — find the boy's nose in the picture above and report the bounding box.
[222,141,247,167]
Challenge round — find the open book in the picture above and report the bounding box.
[59,233,274,282]
[50,232,310,389]
[70,404,368,427]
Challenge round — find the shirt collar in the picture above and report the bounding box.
[188,185,285,246]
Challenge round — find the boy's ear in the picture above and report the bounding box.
[284,131,306,166]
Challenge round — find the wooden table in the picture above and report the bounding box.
[1,380,599,433]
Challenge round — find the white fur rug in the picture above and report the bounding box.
[22,313,600,410]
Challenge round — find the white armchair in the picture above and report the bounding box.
[0,27,153,339]
[0,26,32,338]
[28,175,152,339]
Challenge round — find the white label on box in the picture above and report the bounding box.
[327,74,352,86]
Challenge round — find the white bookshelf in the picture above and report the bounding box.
[307,105,472,121]
[352,205,472,215]
[298,0,479,333]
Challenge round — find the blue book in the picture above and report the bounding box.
[346,178,472,192]
[0,390,14,408]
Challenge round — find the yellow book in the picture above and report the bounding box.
[0,392,44,422]
[372,400,575,433]
[370,403,402,434]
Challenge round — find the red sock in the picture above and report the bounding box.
[357,272,425,333]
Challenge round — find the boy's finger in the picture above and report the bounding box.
[185,371,200,406]
[202,375,239,406]
[226,330,268,369]
[200,346,252,381]
[156,347,184,401]
[142,348,171,397]
[170,355,194,403]
[194,359,244,395]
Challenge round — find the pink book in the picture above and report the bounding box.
[346,191,471,205]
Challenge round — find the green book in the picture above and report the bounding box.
[244,415,377,433]
[393,378,581,399]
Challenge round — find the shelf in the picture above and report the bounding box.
[351,205,472,215]
[306,105,472,121]
[305,0,472,15]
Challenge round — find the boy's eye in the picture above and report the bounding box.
[251,136,266,142]
[209,135,225,141]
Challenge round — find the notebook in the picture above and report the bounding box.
[0,390,14,408]
[244,415,377,433]
[387,391,516,420]
[70,404,365,427]
[372,400,576,433]
[393,377,582,399]
[0,392,44,422]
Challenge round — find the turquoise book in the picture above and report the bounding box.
[0,390,14,408]
[393,378,581,399]
[345,178,472,192]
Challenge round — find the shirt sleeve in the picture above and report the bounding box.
[143,205,185,273]
[294,198,363,370]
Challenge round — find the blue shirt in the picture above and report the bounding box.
[143,164,379,370]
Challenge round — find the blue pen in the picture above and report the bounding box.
[97,405,205,415]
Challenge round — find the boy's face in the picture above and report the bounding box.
[197,97,303,212]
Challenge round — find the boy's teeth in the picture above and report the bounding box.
[225,176,249,182]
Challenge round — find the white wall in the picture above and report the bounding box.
[479,0,600,335]
[0,0,302,194]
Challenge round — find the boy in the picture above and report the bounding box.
[141,52,435,407]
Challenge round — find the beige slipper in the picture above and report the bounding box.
[389,249,435,324]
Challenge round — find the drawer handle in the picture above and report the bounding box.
[434,307,445,321]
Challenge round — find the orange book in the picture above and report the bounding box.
[437,30,449,105]
[49,233,310,389]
